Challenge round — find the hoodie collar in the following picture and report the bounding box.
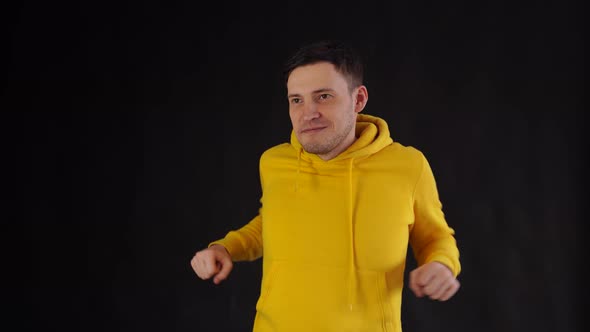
[290,113,393,162]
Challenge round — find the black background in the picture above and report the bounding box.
[6,0,585,331]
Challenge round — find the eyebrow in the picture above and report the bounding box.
[287,88,336,98]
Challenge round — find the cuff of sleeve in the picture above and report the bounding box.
[426,254,461,277]
[208,238,239,260]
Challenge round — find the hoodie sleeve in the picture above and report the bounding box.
[409,152,461,277]
[207,153,268,262]
[208,214,263,262]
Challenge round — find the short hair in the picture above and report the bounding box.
[282,40,364,91]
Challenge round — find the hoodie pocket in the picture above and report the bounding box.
[253,262,400,332]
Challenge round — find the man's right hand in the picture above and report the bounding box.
[190,244,233,284]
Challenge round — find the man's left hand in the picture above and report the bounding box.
[409,261,460,301]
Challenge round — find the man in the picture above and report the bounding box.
[191,40,461,331]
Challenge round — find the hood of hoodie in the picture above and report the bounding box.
[289,113,394,163]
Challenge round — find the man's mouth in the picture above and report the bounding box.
[301,126,327,134]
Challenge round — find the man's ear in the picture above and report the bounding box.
[354,85,368,113]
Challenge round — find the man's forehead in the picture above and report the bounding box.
[287,63,347,94]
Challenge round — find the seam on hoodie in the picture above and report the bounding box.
[410,151,426,204]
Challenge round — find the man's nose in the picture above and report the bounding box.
[302,102,320,121]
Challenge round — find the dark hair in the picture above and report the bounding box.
[282,40,364,91]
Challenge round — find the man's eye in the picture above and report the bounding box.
[290,98,301,104]
[319,94,331,100]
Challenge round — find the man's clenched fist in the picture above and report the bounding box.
[191,244,233,285]
[409,261,460,301]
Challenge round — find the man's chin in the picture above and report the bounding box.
[301,143,329,155]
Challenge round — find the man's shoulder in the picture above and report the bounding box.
[382,141,425,162]
[260,143,295,160]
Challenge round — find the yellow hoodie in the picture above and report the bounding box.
[210,114,460,332]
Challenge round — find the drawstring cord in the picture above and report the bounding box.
[294,149,358,310]
[295,148,302,192]
[347,158,358,311]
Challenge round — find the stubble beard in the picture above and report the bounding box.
[300,114,356,156]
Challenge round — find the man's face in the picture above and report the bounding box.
[287,62,365,160]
